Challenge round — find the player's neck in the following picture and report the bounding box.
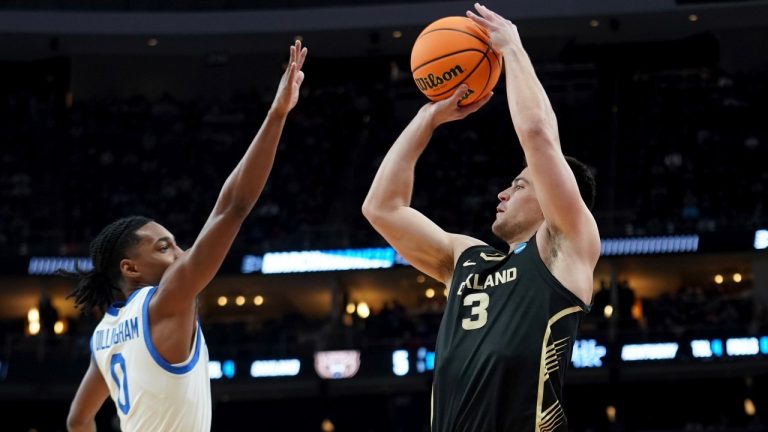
[505,224,539,252]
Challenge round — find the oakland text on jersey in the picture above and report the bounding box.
[413,65,465,91]
[457,267,517,295]
[93,317,140,351]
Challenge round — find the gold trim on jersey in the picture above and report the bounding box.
[480,252,506,261]
[535,306,581,432]
[539,400,566,432]
[431,385,434,430]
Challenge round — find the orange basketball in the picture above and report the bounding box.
[411,16,502,106]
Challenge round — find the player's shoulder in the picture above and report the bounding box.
[448,234,491,263]
[450,235,503,266]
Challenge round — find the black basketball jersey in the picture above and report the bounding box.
[432,238,589,432]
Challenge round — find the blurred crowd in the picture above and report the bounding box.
[2,64,766,257]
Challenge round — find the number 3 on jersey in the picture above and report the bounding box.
[110,353,131,415]
[462,292,489,330]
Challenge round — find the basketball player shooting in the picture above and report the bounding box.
[362,4,599,431]
[65,41,307,432]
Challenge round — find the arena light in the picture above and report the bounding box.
[571,339,607,368]
[27,308,39,323]
[760,337,768,355]
[250,359,301,378]
[222,360,235,379]
[28,321,41,336]
[620,343,678,361]
[53,320,67,335]
[600,235,698,256]
[356,302,370,319]
[261,248,395,274]
[690,340,714,358]
[745,398,757,416]
[314,350,361,379]
[209,361,223,379]
[28,256,93,275]
[711,339,724,357]
[241,255,263,274]
[755,229,768,250]
[392,350,409,376]
[416,347,435,373]
[725,337,759,356]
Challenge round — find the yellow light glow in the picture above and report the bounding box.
[321,418,335,432]
[357,302,370,319]
[235,295,245,306]
[443,288,449,297]
[217,296,228,307]
[392,30,403,39]
[28,308,40,323]
[714,274,724,284]
[688,14,699,22]
[253,295,264,306]
[425,288,435,299]
[745,398,756,416]
[54,320,66,335]
[604,305,614,319]
[733,273,743,283]
[416,275,426,284]
[606,405,617,423]
[589,19,600,28]
[346,302,356,314]
[29,321,41,336]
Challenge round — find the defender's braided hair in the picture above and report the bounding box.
[64,216,152,314]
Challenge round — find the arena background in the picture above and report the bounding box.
[1,0,768,430]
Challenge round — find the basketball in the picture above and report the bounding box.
[410,16,502,106]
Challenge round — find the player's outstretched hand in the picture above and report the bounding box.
[422,84,493,128]
[466,3,522,54]
[271,40,308,116]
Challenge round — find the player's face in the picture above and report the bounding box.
[491,167,544,242]
[123,222,185,286]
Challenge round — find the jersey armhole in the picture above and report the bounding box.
[529,237,591,313]
[141,286,203,375]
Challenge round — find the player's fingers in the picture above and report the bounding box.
[466,10,492,29]
[287,46,296,72]
[475,3,502,21]
[286,62,297,82]
[450,84,469,105]
[298,47,308,69]
[295,71,305,87]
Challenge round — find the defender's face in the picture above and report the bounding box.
[491,167,544,242]
[123,222,184,286]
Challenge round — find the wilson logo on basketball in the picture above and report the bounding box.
[414,64,465,91]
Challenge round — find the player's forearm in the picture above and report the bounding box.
[363,108,435,214]
[215,109,287,217]
[501,45,560,149]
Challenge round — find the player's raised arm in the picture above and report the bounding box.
[467,5,600,261]
[362,86,491,284]
[154,41,307,313]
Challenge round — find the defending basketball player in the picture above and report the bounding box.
[362,4,599,431]
[65,41,307,432]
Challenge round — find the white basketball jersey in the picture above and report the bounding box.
[91,286,211,432]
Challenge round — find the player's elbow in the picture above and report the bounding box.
[361,200,382,224]
[519,121,559,148]
[66,412,92,432]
